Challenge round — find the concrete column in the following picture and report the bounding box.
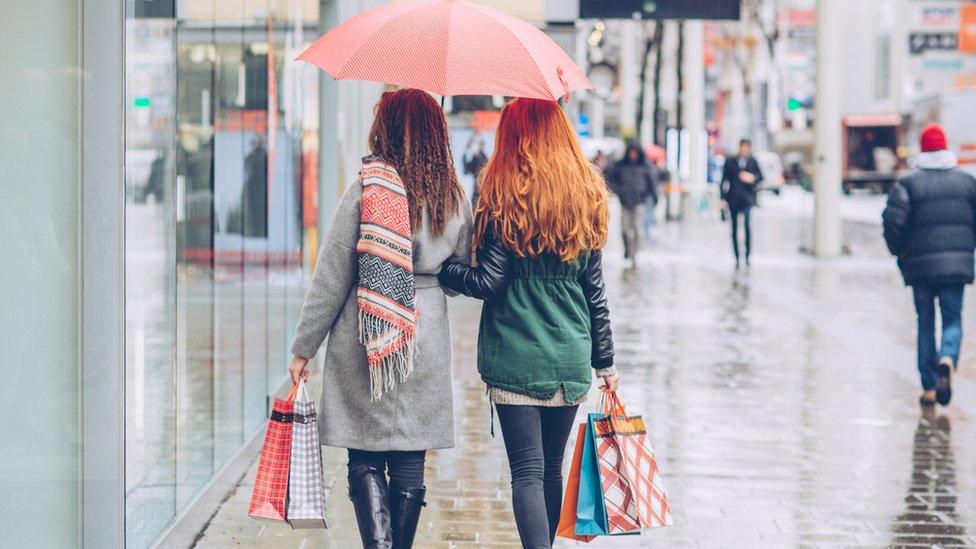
[813,0,843,256]
[619,20,639,137]
[683,21,707,194]
[591,97,605,138]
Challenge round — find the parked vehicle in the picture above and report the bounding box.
[580,137,625,162]
[842,113,906,194]
[754,151,785,195]
[783,150,811,190]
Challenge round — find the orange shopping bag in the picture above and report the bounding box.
[556,423,595,542]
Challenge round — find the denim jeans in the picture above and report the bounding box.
[729,206,752,261]
[495,404,579,549]
[912,284,964,390]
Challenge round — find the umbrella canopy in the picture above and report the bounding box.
[297,0,591,101]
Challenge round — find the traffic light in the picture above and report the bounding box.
[787,98,803,111]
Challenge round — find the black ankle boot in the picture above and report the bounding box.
[348,464,393,549]
[390,485,426,549]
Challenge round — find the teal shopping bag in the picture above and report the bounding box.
[575,413,608,536]
[576,411,640,538]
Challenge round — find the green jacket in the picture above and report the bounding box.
[439,226,615,401]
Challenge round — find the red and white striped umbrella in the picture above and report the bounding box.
[297,0,592,101]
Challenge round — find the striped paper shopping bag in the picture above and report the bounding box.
[248,384,298,521]
[593,391,673,533]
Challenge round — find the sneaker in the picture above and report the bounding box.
[936,357,955,405]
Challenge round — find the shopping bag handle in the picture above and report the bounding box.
[602,390,627,418]
[295,379,311,403]
[285,383,299,402]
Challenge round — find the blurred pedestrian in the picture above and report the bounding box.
[721,138,764,268]
[288,88,472,549]
[439,98,618,548]
[591,149,609,171]
[464,132,489,208]
[605,141,658,268]
[883,124,976,408]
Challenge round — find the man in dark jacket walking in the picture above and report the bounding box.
[606,141,658,267]
[883,124,976,407]
[721,139,764,268]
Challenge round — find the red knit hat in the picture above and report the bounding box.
[920,124,948,153]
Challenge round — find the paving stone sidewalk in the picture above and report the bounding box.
[197,202,976,548]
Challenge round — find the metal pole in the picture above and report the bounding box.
[318,0,340,254]
[684,20,706,197]
[813,0,843,256]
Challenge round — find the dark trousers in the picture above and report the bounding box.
[729,206,752,261]
[912,284,965,390]
[495,404,579,549]
[347,449,426,489]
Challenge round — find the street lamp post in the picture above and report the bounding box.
[813,0,843,256]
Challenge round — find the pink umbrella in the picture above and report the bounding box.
[296,0,591,101]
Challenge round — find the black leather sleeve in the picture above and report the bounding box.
[580,250,615,369]
[882,181,912,255]
[438,224,512,300]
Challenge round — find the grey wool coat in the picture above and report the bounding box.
[291,180,472,451]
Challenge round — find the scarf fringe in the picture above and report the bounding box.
[359,309,418,401]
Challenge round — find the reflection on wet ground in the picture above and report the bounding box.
[199,199,976,548]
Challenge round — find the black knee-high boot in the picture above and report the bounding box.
[348,464,393,549]
[390,484,426,549]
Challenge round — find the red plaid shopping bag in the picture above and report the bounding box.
[248,384,299,521]
[593,392,673,533]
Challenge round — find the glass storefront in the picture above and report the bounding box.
[0,2,81,547]
[124,1,320,546]
[2,0,376,545]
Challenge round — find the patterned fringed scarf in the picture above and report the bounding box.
[357,157,418,400]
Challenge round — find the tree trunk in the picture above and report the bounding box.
[637,23,664,141]
[676,22,685,140]
[652,24,666,146]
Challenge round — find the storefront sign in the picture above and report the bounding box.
[907,1,976,95]
[960,4,976,53]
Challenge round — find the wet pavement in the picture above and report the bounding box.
[196,191,976,548]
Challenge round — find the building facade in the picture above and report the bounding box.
[0,0,384,547]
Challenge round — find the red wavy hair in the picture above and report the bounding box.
[474,98,609,262]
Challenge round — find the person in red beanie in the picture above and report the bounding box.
[883,124,976,407]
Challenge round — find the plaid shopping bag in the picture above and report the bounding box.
[594,392,673,532]
[286,381,328,529]
[248,384,299,521]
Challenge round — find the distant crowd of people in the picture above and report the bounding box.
[593,137,766,270]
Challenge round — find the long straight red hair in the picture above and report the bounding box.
[474,98,609,262]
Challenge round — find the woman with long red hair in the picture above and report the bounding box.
[439,98,619,548]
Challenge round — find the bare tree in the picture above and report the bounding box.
[719,0,784,149]
[636,22,665,144]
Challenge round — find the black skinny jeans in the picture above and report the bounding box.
[495,404,579,549]
[729,205,752,261]
[347,449,426,490]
